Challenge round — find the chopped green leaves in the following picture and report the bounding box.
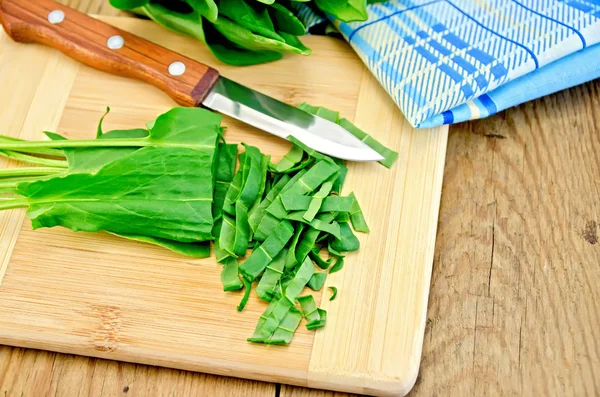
[298,103,398,169]
[272,145,303,172]
[306,308,327,330]
[0,103,384,346]
[238,220,294,281]
[307,272,327,291]
[338,118,398,168]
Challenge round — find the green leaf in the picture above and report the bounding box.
[248,174,291,233]
[109,232,210,258]
[285,223,305,269]
[264,307,303,344]
[268,4,307,36]
[237,277,252,311]
[248,299,278,343]
[61,129,149,174]
[213,17,310,55]
[309,248,333,270]
[348,192,369,232]
[329,256,344,274]
[109,0,149,10]
[273,145,304,173]
[221,257,244,291]
[286,136,328,161]
[306,308,327,330]
[238,220,295,281]
[303,181,333,222]
[14,108,221,244]
[339,118,398,168]
[315,107,339,123]
[295,215,332,264]
[307,272,327,291]
[187,0,219,23]
[213,143,238,220]
[203,19,283,66]
[285,212,341,239]
[298,295,320,323]
[232,145,264,256]
[328,286,338,301]
[332,158,347,195]
[96,106,111,138]
[278,160,339,206]
[219,0,283,42]
[254,169,307,241]
[281,195,354,213]
[256,248,287,301]
[140,3,206,42]
[218,214,237,258]
[330,222,359,252]
[313,0,368,22]
[278,32,311,55]
[259,295,294,338]
[283,256,315,302]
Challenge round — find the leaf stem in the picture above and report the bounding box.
[0,136,66,157]
[0,198,28,211]
[0,138,151,150]
[0,150,68,168]
[0,167,64,178]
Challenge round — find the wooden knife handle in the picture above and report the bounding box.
[0,0,220,107]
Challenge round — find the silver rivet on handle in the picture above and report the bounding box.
[168,61,186,76]
[48,10,65,24]
[107,35,125,50]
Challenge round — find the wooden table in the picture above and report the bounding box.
[1,1,598,396]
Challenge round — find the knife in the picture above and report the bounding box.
[0,0,384,162]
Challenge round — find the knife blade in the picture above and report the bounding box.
[0,0,384,162]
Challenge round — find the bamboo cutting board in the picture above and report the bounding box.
[0,16,447,396]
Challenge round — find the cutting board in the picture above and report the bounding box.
[0,16,447,396]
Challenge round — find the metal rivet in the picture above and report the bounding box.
[48,10,65,24]
[168,61,186,76]
[107,35,125,50]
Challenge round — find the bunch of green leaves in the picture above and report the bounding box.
[108,0,369,65]
[0,107,223,258]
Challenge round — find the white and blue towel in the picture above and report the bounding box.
[296,0,600,128]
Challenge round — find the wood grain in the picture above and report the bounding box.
[0,0,219,107]
[413,81,600,396]
[0,14,447,397]
[0,346,275,397]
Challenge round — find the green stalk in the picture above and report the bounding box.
[0,136,66,157]
[0,138,150,150]
[0,198,29,211]
[0,150,68,168]
[0,167,64,178]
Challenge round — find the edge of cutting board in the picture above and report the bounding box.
[0,16,448,397]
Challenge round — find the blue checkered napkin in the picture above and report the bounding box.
[297,0,600,128]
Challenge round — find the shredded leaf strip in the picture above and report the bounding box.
[221,257,244,291]
[328,286,338,301]
[348,192,369,232]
